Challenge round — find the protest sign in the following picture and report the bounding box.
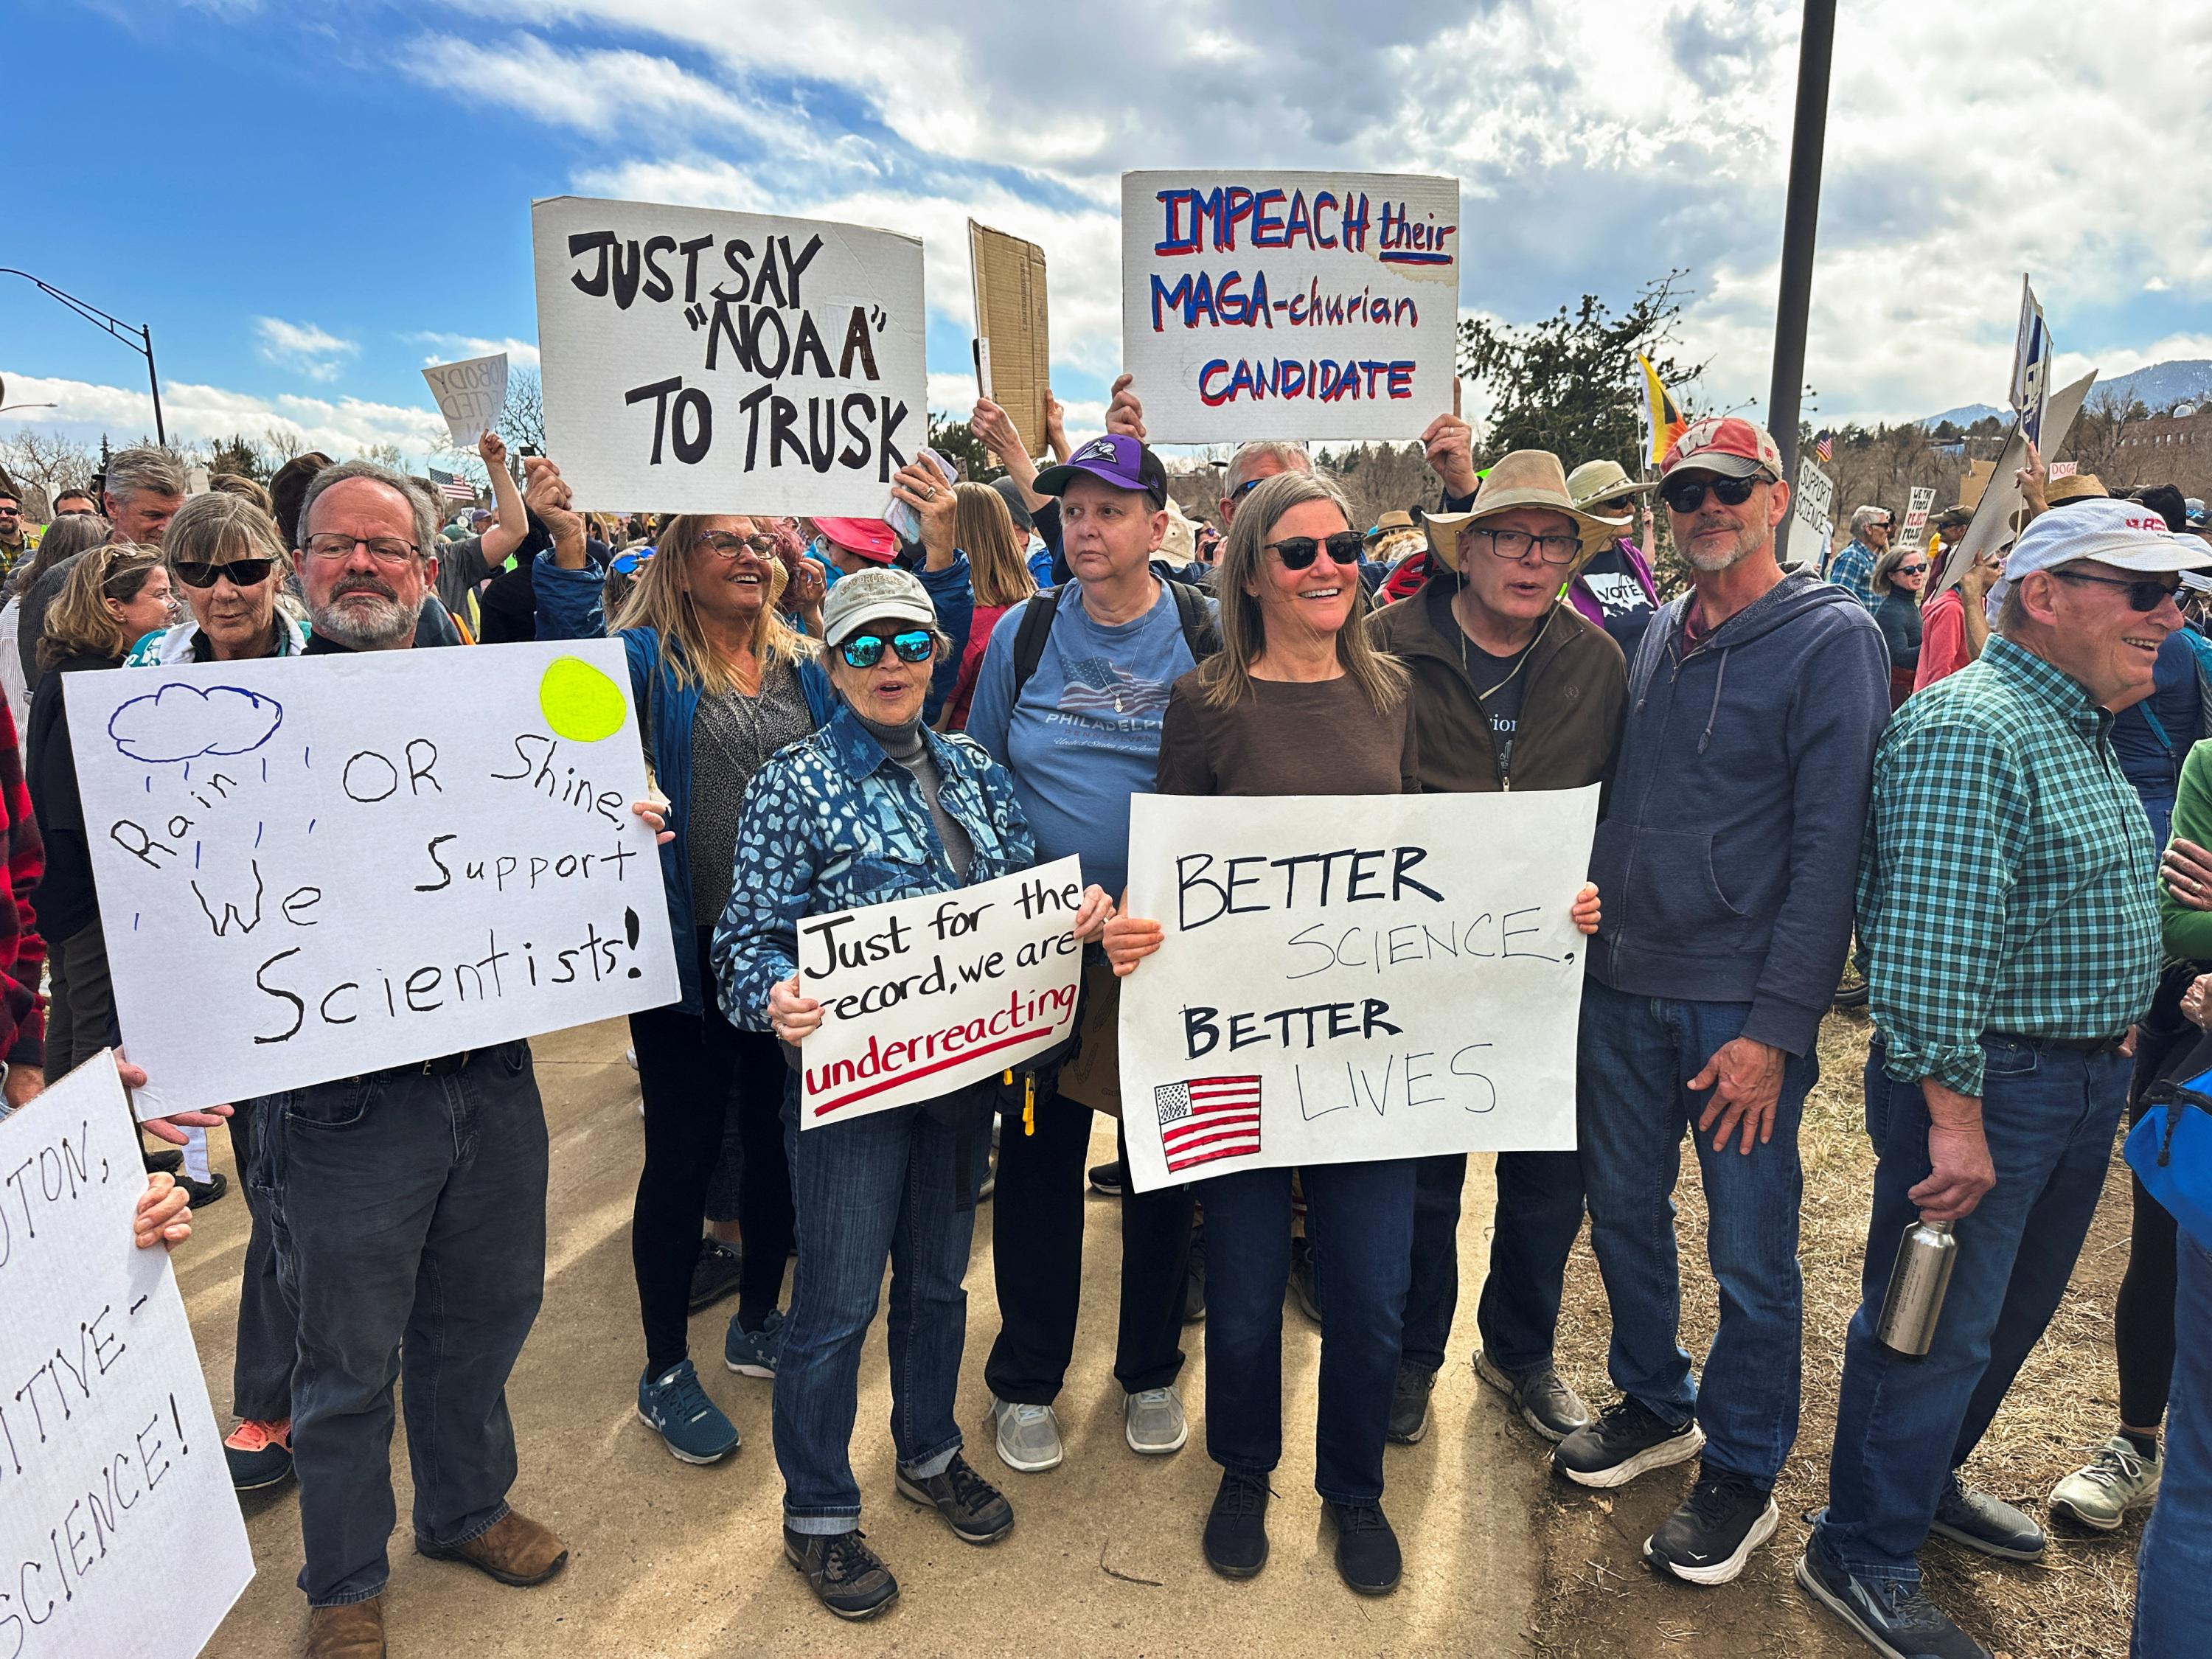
[1789,456,1834,571]
[1899,484,1938,548]
[968,220,1051,460]
[796,858,1085,1127]
[68,639,679,1121]
[422,352,510,448]
[2049,461,2079,481]
[2010,276,2053,450]
[1932,370,2098,597]
[1120,172,1461,445]
[0,1051,255,1658]
[1116,791,1596,1194]
[532,195,928,515]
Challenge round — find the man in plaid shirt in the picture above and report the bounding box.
[1801,500,2212,1659]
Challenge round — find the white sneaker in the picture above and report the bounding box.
[2050,1434,2161,1531]
[989,1396,1063,1472]
[1124,1386,1188,1455]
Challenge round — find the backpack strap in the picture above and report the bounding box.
[1167,577,1221,665]
[1009,585,1066,704]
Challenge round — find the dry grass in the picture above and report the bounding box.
[1526,1008,2141,1658]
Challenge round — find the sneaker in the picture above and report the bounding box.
[1386,1364,1434,1446]
[2050,1434,2162,1531]
[1287,1235,1321,1324]
[785,1526,898,1620]
[1202,1470,1271,1579]
[1323,1500,1402,1596]
[143,1149,184,1175]
[1552,1398,1703,1489]
[1088,1158,1125,1197]
[1795,1535,1992,1659]
[896,1452,1015,1545]
[179,1170,228,1208]
[636,1359,739,1464]
[1124,1386,1188,1455]
[625,1045,639,1070]
[1183,1225,1206,1324]
[1643,1463,1779,1585]
[688,1238,744,1312]
[989,1396,1063,1473]
[1475,1350,1592,1444]
[723,1308,786,1379]
[223,1418,293,1492]
[1929,1472,2045,1561]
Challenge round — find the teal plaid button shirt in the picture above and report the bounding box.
[1857,634,2160,1096]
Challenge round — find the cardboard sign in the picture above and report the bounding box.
[1932,370,2098,597]
[1899,484,1938,549]
[0,1051,255,1658]
[796,857,1085,1126]
[67,640,679,1121]
[1120,172,1461,444]
[1116,791,1596,1193]
[969,220,1051,461]
[532,195,928,515]
[422,352,509,448]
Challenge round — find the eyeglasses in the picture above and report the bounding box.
[1265,532,1364,571]
[175,557,276,589]
[838,629,935,669]
[302,534,420,567]
[1469,526,1582,566]
[697,532,777,560]
[1660,475,1765,513]
[2050,570,2183,612]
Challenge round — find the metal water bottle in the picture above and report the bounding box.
[1876,1219,1958,1355]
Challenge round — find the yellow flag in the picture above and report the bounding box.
[1638,353,1688,470]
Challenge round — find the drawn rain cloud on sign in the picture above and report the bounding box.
[108,684,285,764]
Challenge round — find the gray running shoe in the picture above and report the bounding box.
[989,1395,1064,1472]
[1124,1385,1188,1455]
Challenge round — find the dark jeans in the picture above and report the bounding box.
[1817,1037,2126,1583]
[224,1099,295,1422]
[2116,974,2193,1429]
[630,931,793,1371]
[1204,1157,1417,1505]
[1576,978,1816,1486]
[46,918,119,1079]
[984,1086,1193,1403]
[2134,1235,2212,1657]
[776,1079,987,1533]
[256,1044,549,1606]
[1402,1150,1583,1375]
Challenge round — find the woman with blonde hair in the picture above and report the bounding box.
[941,481,1037,731]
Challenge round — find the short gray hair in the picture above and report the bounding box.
[1851,504,1891,537]
[293,460,439,556]
[1225,441,1314,497]
[164,490,289,579]
[103,445,187,507]
[1994,581,2028,639]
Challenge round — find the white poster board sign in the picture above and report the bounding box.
[532,195,928,515]
[797,857,1085,1126]
[1790,457,1834,571]
[422,352,509,448]
[0,1051,255,1658]
[1931,370,2098,597]
[2010,275,2053,450]
[1899,484,1937,549]
[1116,791,1596,1194]
[1121,172,1461,444]
[69,640,678,1121]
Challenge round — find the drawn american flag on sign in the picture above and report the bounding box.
[1155,1077,1262,1173]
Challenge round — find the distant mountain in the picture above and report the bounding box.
[1919,403,2006,431]
[1917,359,2212,430]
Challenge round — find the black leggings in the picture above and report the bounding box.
[2118,971,2191,1430]
[629,931,794,1374]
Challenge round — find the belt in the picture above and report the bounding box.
[1985,1031,2125,1057]
[366,1049,476,1082]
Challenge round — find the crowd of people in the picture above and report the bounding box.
[0,367,2204,1659]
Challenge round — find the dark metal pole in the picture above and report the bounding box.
[1766,0,1838,481]
[142,325,166,446]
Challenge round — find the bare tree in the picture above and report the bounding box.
[0,428,100,515]
[257,425,309,474]
[498,368,546,454]
[358,442,406,470]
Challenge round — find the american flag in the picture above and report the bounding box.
[1155,1077,1263,1173]
[1812,431,1834,464]
[428,465,476,502]
[1059,656,1172,719]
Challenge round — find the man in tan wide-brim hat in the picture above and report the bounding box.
[1366,446,1630,1453]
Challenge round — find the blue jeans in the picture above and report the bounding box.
[775,1081,987,1534]
[1204,1158,1417,1505]
[1817,1037,2126,1582]
[256,1044,548,1607]
[1576,978,1815,1486]
[2135,1234,2212,1656]
[1402,1150,1584,1375]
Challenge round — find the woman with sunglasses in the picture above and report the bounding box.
[1869,543,1929,709]
[714,566,1110,1618]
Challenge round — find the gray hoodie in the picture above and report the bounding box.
[1587,571,1890,1056]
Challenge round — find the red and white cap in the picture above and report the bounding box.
[1661,416,1784,481]
[1988,496,2212,611]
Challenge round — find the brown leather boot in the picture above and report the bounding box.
[303,1598,386,1658]
[416,1509,569,1587]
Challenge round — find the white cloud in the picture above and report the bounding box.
[254,316,360,383]
[406,332,542,371]
[0,369,452,467]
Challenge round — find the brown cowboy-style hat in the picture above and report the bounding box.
[1423,449,1630,572]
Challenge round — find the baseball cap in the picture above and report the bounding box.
[813,516,898,565]
[1660,416,1784,481]
[1033,434,1169,506]
[990,476,1035,537]
[819,565,936,647]
[1986,495,2212,611]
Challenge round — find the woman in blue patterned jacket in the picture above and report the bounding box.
[715,566,1110,1621]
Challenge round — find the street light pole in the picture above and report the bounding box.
[0,268,167,445]
[1766,0,1837,484]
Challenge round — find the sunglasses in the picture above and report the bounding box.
[838,629,935,669]
[1660,475,1765,513]
[610,548,654,575]
[1265,532,1364,570]
[174,557,276,589]
[2050,570,2182,612]
[1895,562,1930,577]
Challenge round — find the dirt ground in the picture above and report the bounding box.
[177,1008,2142,1657]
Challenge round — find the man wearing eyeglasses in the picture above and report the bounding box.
[1562,417,1890,1589]
[1828,505,1894,611]
[1801,499,2212,1659]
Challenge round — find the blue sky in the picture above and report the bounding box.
[4,0,2209,471]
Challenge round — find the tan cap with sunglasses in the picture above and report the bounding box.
[1422,449,1630,572]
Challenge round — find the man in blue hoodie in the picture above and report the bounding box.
[1555,417,1891,1588]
